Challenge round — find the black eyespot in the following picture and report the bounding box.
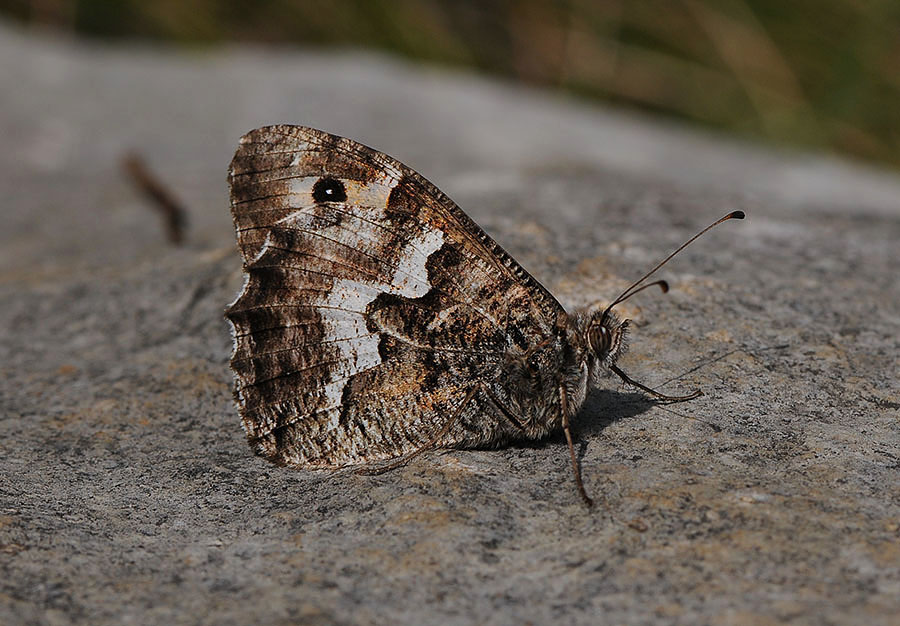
[312,177,347,203]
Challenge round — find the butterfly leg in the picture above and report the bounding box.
[482,388,529,433]
[355,385,480,476]
[485,384,593,507]
[610,364,702,403]
[560,385,594,507]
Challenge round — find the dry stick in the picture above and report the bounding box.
[121,151,188,245]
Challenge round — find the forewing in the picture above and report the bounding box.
[225,125,565,468]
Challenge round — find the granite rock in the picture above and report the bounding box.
[1,24,898,626]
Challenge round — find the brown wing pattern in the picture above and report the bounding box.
[226,125,566,467]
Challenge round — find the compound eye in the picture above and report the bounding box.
[588,324,611,355]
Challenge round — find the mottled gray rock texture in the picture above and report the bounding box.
[1,23,898,626]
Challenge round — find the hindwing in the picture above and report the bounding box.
[226,125,566,467]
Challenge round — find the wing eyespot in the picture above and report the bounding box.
[312,177,347,204]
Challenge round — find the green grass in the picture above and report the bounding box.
[4,0,899,169]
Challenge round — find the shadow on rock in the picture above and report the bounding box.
[500,389,656,452]
[574,389,657,436]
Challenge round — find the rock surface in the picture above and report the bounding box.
[1,24,898,626]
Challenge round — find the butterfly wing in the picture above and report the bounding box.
[226,125,567,468]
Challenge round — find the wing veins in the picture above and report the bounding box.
[240,232,506,334]
[250,211,509,330]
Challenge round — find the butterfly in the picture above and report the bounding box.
[225,125,743,505]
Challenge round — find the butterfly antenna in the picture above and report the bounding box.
[601,211,744,325]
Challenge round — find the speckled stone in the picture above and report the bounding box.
[1,23,898,626]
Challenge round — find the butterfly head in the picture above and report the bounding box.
[585,310,631,354]
[580,307,629,385]
[587,310,629,364]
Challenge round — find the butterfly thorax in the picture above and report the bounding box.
[486,318,584,441]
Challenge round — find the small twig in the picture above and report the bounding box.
[121,151,188,245]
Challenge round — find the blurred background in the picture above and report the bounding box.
[2,0,899,171]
